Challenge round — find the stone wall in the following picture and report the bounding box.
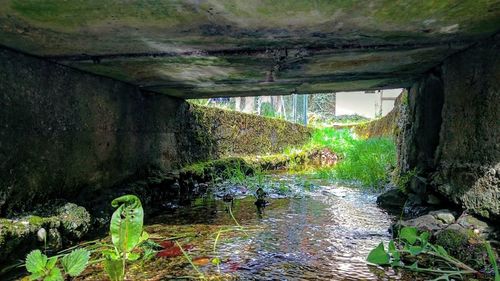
[433,35,499,219]
[0,47,311,215]
[397,35,499,220]
[185,104,312,158]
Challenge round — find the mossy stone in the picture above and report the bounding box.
[435,227,487,270]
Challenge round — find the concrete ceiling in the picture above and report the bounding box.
[0,1,499,98]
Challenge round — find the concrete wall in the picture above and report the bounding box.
[0,47,191,215]
[398,35,499,220]
[434,35,500,219]
[0,47,311,215]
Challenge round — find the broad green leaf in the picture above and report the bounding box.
[29,271,44,281]
[367,242,390,265]
[61,248,90,277]
[46,257,58,270]
[419,231,430,244]
[387,240,400,262]
[388,240,396,252]
[44,267,63,281]
[392,251,401,262]
[103,257,125,281]
[110,195,144,255]
[400,227,418,245]
[390,260,401,267]
[409,245,423,255]
[26,250,47,274]
[127,252,140,261]
[138,231,149,244]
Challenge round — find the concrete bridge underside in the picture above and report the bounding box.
[0,0,499,98]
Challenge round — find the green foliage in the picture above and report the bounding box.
[289,128,396,189]
[102,195,149,281]
[26,250,48,274]
[103,258,125,281]
[399,226,418,244]
[333,136,396,188]
[110,195,144,257]
[367,243,390,265]
[260,102,276,117]
[485,242,500,281]
[367,226,481,280]
[25,249,89,281]
[61,248,90,277]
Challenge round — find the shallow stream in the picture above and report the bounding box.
[80,175,407,280]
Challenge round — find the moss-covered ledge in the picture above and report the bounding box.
[185,104,313,158]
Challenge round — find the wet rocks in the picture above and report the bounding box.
[376,188,407,210]
[0,202,91,265]
[392,209,498,271]
[56,203,91,240]
[396,214,445,234]
[393,209,458,236]
[434,223,489,270]
[429,209,456,224]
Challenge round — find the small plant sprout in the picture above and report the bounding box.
[367,226,483,280]
[25,248,90,281]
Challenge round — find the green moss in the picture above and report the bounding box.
[10,0,201,29]
[435,228,468,250]
[28,215,44,226]
[188,104,312,157]
[435,228,488,270]
[180,157,257,184]
[373,0,499,33]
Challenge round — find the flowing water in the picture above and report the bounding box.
[105,177,406,281]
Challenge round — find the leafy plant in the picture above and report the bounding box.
[25,248,89,281]
[285,128,396,189]
[367,226,479,280]
[102,195,149,281]
[485,242,500,281]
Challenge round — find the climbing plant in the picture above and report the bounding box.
[367,226,499,280]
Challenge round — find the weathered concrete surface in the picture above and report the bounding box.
[0,47,189,215]
[396,35,500,220]
[0,47,311,215]
[186,104,312,158]
[0,1,499,98]
[433,35,500,219]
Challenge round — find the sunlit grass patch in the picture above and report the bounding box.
[287,127,396,189]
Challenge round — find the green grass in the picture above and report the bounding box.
[290,127,396,189]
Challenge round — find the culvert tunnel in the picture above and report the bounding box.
[0,1,499,280]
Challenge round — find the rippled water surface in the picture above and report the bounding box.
[139,181,403,280]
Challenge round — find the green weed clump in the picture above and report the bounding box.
[290,127,396,189]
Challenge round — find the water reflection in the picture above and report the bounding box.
[148,183,403,280]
